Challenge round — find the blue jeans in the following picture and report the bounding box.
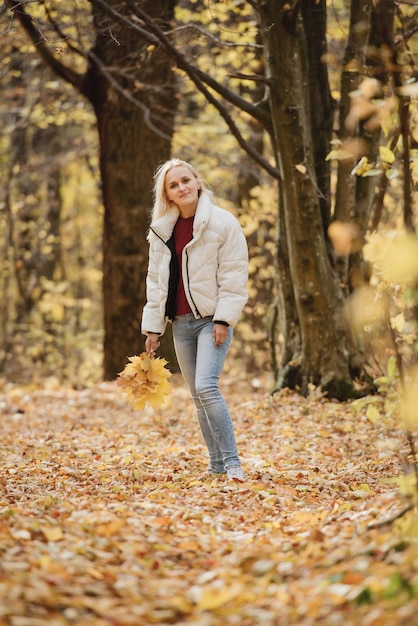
[172,314,241,472]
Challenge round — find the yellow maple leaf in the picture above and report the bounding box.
[117,353,172,410]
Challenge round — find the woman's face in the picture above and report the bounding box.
[165,166,201,216]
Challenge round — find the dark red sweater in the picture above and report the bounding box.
[173,216,194,315]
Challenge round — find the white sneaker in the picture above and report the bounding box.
[227,465,245,482]
[199,470,226,480]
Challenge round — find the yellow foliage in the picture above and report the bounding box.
[344,285,386,333]
[400,367,418,433]
[379,145,395,165]
[117,353,172,410]
[365,231,418,284]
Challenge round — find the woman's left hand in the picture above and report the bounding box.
[213,323,228,346]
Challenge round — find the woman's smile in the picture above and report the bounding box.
[165,165,201,217]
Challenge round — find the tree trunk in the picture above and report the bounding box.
[258,1,355,399]
[6,0,179,379]
[333,0,395,293]
[84,0,177,379]
[301,0,335,233]
[270,184,301,390]
[332,0,372,290]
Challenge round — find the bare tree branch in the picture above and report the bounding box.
[168,23,263,49]
[87,49,173,141]
[367,502,414,529]
[396,11,418,48]
[5,0,84,91]
[128,1,272,129]
[89,0,280,179]
[8,0,280,178]
[42,0,84,57]
[6,0,174,139]
[228,72,270,83]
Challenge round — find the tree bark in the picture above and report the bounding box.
[335,0,372,226]
[270,184,301,390]
[258,0,355,399]
[301,0,335,233]
[84,0,177,379]
[6,0,178,379]
[334,0,396,294]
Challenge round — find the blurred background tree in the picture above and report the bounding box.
[2,0,177,381]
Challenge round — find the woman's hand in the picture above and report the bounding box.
[145,333,160,357]
[213,323,228,346]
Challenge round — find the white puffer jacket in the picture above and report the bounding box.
[141,192,248,336]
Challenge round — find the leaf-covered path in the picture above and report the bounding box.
[0,375,417,626]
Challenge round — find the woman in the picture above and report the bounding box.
[141,158,248,482]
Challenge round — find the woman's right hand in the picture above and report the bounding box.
[145,333,160,357]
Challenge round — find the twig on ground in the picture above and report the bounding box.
[367,502,414,530]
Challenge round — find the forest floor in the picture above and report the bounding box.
[0,373,417,626]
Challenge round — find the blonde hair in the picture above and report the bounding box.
[150,158,213,223]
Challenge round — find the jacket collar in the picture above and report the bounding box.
[151,192,213,242]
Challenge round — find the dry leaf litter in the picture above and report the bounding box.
[0,374,417,626]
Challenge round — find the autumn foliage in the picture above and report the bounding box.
[117,353,172,410]
[1,374,417,625]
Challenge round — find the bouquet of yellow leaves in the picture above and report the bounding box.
[117,352,172,410]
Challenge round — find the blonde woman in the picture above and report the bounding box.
[141,159,248,482]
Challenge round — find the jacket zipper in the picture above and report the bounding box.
[185,248,202,318]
